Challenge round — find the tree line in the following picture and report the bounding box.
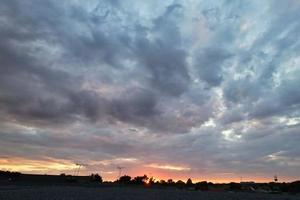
[1,170,300,193]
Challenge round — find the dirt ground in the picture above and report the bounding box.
[0,186,299,200]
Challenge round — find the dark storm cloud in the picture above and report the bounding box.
[0,0,300,180]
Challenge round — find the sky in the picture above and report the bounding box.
[0,0,300,183]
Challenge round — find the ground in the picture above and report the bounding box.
[0,186,299,200]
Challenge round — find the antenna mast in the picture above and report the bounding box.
[74,163,85,176]
[116,166,125,179]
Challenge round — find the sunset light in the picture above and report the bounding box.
[1,0,300,187]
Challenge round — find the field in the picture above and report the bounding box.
[0,186,299,200]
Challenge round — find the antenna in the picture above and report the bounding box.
[116,166,125,179]
[74,163,85,177]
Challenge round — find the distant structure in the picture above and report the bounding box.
[74,163,85,176]
[274,174,278,182]
[117,166,125,179]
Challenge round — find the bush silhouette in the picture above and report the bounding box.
[0,170,21,181]
[229,182,242,191]
[90,173,103,183]
[289,181,300,193]
[167,179,175,186]
[186,178,193,187]
[132,175,148,185]
[118,175,131,184]
[195,181,209,191]
[148,177,155,185]
[175,180,185,188]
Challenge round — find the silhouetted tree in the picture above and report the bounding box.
[132,175,148,185]
[186,178,193,187]
[118,175,131,184]
[148,177,155,185]
[289,181,300,193]
[195,181,209,191]
[175,180,185,188]
[229,182,241,191]
[0,170,21,181]
[167,179,175,185]
[95,174,103,183]
[159,179,167,186]
[90,173,103,183]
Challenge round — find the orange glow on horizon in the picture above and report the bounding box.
[0,157,298,183]
[0,157,78,174]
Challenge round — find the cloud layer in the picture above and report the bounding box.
[0,0,300,182]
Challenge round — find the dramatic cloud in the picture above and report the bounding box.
[0,0,299,182]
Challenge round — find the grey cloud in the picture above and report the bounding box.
[223,78,262,104]
[133,4,190,96]
[219,107,246,125]
[222,71,300,123]
[110,88,158,123]
[0,128,134,159]
[0,0,300,180]
[194,47,231,86]
[0,1,155,130]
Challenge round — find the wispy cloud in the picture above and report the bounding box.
[146,164,190,171]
